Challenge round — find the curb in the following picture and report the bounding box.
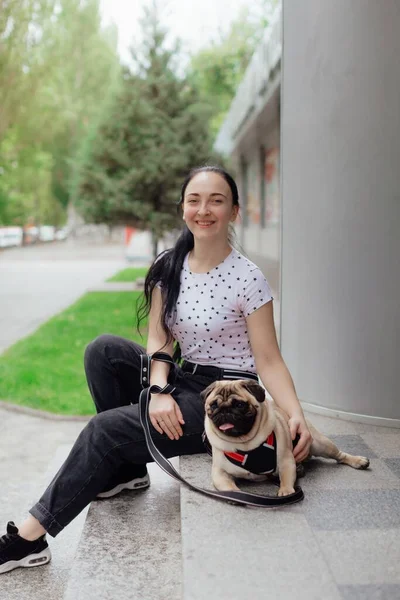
[0,400,91,422]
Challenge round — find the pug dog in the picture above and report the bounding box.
[202,380,370,497]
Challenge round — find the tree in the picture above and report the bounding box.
[75,3,216,256]
[188,0,277,138]
[34,0,121,211]
[0,130,56,225]
[0,0,121,226]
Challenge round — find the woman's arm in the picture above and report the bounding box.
[257,358,303,419]
[245,301,300,413]
[246,301,312,461]
[147,285,174,387]
[146,285,185,440]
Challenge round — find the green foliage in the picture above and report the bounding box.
[0,0,121,226]
[75,4,217,252]
[188,1,277,138]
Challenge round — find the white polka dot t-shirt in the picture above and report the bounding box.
[167,247,273,373]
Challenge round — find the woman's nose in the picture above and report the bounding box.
[197,203,211,215]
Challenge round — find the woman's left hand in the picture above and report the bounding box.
[288,415,312,463]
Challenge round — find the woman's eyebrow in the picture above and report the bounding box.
[186,192,227,198]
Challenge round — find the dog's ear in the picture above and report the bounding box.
[200,381,219,402]
[242,380,266,403]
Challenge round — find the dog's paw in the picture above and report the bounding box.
[338,452,369,469]
[338,453,370,469]
[277,486,295,497]
[355,456,370,470]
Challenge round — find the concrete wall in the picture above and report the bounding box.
[281,0,400,423]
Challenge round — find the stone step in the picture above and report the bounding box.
[179,454,340,600]
[1,444,88,600]
[63,459,182,600]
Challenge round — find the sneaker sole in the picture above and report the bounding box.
[96,475,150,499]
[0,547,51,574]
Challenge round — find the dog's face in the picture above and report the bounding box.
[201,379,266,439]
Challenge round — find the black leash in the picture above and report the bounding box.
[136,352,304,508]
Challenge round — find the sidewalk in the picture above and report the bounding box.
[0,240,128,354]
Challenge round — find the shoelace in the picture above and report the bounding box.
[0,522,27,547]
[0,532,16,547]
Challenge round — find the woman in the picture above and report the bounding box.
[0,165,312,574]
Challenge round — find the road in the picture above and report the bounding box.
[0,240,128,354]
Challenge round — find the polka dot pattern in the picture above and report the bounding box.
[167,248,273,373]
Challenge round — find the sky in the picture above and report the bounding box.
[100,0,254,65]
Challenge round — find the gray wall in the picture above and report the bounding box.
[281,0,400,421]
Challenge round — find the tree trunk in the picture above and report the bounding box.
[152,231,158,259]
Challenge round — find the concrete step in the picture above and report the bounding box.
[1,444,88,600]
[179,454,340,600]
[63,459,182,600]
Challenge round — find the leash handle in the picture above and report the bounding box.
[136,353,304,508]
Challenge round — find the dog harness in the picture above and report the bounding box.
[203,431,300,475]
[224,432,277,474]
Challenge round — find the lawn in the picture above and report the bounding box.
[107,267,149,282]
[0,292,148,416]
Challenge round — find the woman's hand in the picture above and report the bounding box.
[149,393,185,441]
[288,414,312,463]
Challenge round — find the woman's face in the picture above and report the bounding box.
[182,171,239,240]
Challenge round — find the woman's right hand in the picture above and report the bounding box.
[149,393,185,440]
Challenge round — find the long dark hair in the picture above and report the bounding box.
[136,165,240,361]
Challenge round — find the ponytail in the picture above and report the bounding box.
[136,226,194,361]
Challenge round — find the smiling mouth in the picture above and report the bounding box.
[196,221,215,226]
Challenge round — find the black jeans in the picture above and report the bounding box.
[29,334,217,538]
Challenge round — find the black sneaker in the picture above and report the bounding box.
[96,466,150,499]
[0,521,51,574]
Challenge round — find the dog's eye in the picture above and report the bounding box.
[210,400,219,410]
[232,399,247,410]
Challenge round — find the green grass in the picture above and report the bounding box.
[107,267,149,282]
[0,292,148,416]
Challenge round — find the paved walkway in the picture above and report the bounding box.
[0,240,128,354]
